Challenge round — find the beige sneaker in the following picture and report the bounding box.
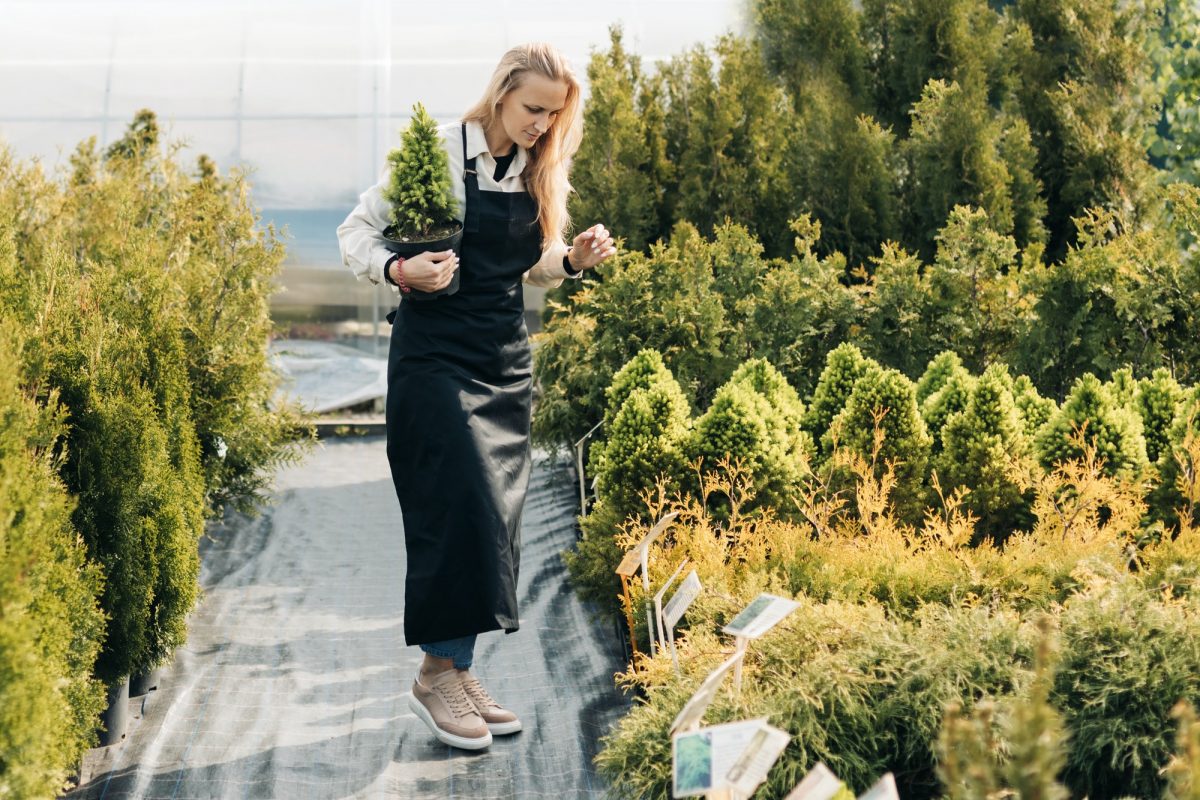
[458,670,522,735]
[409,669,493,750]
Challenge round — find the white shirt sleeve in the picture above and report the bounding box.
[522,237,575,288]
[336,165,398,292]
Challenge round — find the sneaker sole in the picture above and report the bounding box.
[408,694,492,750]
[487,719,523,736]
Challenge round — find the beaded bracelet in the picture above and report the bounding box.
[385,255,411,294]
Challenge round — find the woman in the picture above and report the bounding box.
[337,43,615,751]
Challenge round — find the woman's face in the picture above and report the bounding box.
[495,73,569,151]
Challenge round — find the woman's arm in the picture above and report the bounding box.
[337,168,398,289]
[521,238,576,288]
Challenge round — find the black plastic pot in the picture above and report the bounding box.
[98,678,129,746]
[129,667,160,697]
[382,223,464,301]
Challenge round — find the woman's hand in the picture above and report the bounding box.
[568,224,617,272]
[392,249,459,292]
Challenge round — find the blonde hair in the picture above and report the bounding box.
[463,43,583,247]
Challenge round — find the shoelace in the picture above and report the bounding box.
[433,677,477,718]
[459,674,498,710]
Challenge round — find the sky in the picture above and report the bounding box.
[0,0,747,214]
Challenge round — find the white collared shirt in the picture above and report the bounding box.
[337,120,575,293]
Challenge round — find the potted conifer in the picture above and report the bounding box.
[382,102,463,299]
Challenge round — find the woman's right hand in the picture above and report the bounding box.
[392,249,459,292]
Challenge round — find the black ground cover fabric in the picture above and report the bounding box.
[67,437,628,799]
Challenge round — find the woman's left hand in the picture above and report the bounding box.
[568,224,617,272]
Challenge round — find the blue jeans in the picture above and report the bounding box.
[420,635,477,669]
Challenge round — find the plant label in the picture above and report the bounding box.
[726,723,791,796]
[664,569,702,630]
[857,773,898,800]
[670,649,745,735]
[672,718,769,798]
[785,763,845,800]
[722,593,800,640]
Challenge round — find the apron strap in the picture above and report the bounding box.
[461,123,480,234]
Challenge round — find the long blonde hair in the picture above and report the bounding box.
[463,43,583,247]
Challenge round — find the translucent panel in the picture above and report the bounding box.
[107,61,242,119]
[241,118,363,208]
[0,64,108,118]
[0,2,115,62]
[388,22,509,63]
[242,61,373,117]
[633,1,748,58]
[243,3,372,62]
[390,62,490,119]
[0,121,104,168]
[109,7,244,62]
[161,119,240,171]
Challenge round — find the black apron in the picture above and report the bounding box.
[385,124,541,645]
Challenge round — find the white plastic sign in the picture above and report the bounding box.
[785,763,845,800]
[664,569,702,630]
[672,719,769,798]
[669,650,744,735]
[857,773,899,800]
[723,593,800,640]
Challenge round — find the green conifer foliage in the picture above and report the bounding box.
[1148,0,1200,186]
[686,380,804,514]
[383,102,457,239]
[1010,0,1162,261]
[754,0,868,105]
[804,343,883,454]
[1137,367,1184,465]
[532,222,730,451]
[1056,578,1200,800]
[860,243,937,376]
[925,206,1026,372]
[0,111,308,701]
[922,368,977,456]
[1152,386,1200,527]
[568,28,660,254]
[916,351,967,406]
[727,358,812,464]
[1107,366,1140,409]
[1012,374,1059,440]
[740,216,860,398]
[903,81,1044,258]
[589,350,691,518]
[829,367,933,522]
[938,365,1036,537]
[0,322,105,799]
[1035,373,1150,478]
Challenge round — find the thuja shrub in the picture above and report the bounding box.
[1056,575,1200,800]
[533,221,731,451]
[1138,367,1186,465]
[685,378,808,517]
[0,324,105,798]
[62,114,307,517]
[596,600,1037,800]
[916,351,967,406]
[0,113,308,692]
[803,342,882,457]
[588,360,691,519]
[1012,373,1058,440]
[937,365,1037,540]
[827,367,932,523]
[725,358,813,473]
[921,365,975,456]
[1152,387,1200,528]
[1036,373,1150,479]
